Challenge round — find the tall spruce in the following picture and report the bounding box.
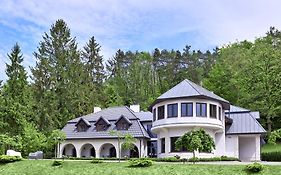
[31,19,85,132]
[0,44,33,134]
[82,36,105,107]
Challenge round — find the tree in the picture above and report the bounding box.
[175,129,215,164]
[48,129,66,159]
[268,129,281,144]
[31,19,86,132]
[0,43,34,135]
[20,123,47,156]
[82,36,105,108]
[121,134,137,156]
[109,130,136,161]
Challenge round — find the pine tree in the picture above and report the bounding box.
[31,19,85,132]
[82,36,105,107]
[0,43,34,134]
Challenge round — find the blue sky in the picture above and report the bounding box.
[1,0,281,81]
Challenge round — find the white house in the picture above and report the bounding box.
[59,79,266,161]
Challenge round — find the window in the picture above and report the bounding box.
[170,137,188,152]
[181,103,193,117]
[196,103,207,117]
[153,108,156,121]
[158,106,165,120]
[161,138,165,153]
[96,123,107,131]
[77,123,87,132]
[167,104,178,118]
[218,107,222,121]
[210,104,217,119]
[147,124,157,138]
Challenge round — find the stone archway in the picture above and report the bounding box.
[100,143,116,158]
[80,143,96,158]
[62,144,77,157]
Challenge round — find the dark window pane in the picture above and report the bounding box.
[168,104,178,118]
[196,103,207,117]
[219,107,222,121]
[210,104,217,119]
[153,108,156,121]
[170,137,188,152]
[158,106,165,120]
[161,138,165,153]
[181,103,193,117]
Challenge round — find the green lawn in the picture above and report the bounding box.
[262,143,281,153]
[0,160,281,175]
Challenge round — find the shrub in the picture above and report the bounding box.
[188,157,199,163]
[128,159,153,167]
[245,162,264,173]
[0,155,22,164]
[261,151,281,161]
[91,159,104,164]
[52,160,63,166]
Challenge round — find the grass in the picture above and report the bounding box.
[0,160,281,175]
[262,143,281,153]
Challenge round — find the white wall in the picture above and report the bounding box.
[225,134,261,161]
[225,135,239,158]
[239,135,261,161]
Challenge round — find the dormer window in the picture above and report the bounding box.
[95,117,111,131]
[75,118,91,132]
[115,115,132,130]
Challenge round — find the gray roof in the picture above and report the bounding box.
[226,105,250,113]
[69,106,138,122]
[63,106,150,139]
[226,111,266,135]
[134,111,153,121]
[149,79,230,110]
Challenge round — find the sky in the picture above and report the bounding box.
[1,0,281,81]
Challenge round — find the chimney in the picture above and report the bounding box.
[93,107,101,113]
[130,104,140,113]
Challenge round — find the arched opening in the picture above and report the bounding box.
[80,143,96,158]
[100,143,116,158]
[121,145,139,158]
[62,144,77,157]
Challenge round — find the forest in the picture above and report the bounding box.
[0,19,281,156]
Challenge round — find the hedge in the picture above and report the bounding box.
[261,151,281,161]
[0,155,22,164]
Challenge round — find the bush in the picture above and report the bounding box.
[261,151,281,161]
[0,155,22,164]
[128,159,153,167]
[245,162,264,173]
[52,160,63,166]
[189,157,199,163]
[91,159,104,164]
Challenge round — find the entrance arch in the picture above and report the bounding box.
[100,143,116,158]
[62,144,77,157]
[80,143,96,158]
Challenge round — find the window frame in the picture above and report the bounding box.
[181,103,193,117]
[161,138,165,153]
[158,106,165,120]
[153,108,156,121]
[218,107,222,121]
[209,104,217,119]
[196,103,207,117]
[167,103,178,118]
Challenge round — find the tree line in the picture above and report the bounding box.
[0,19,280,156]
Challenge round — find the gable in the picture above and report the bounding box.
[115,116,132,130]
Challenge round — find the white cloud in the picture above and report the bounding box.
[1,0,281,80]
